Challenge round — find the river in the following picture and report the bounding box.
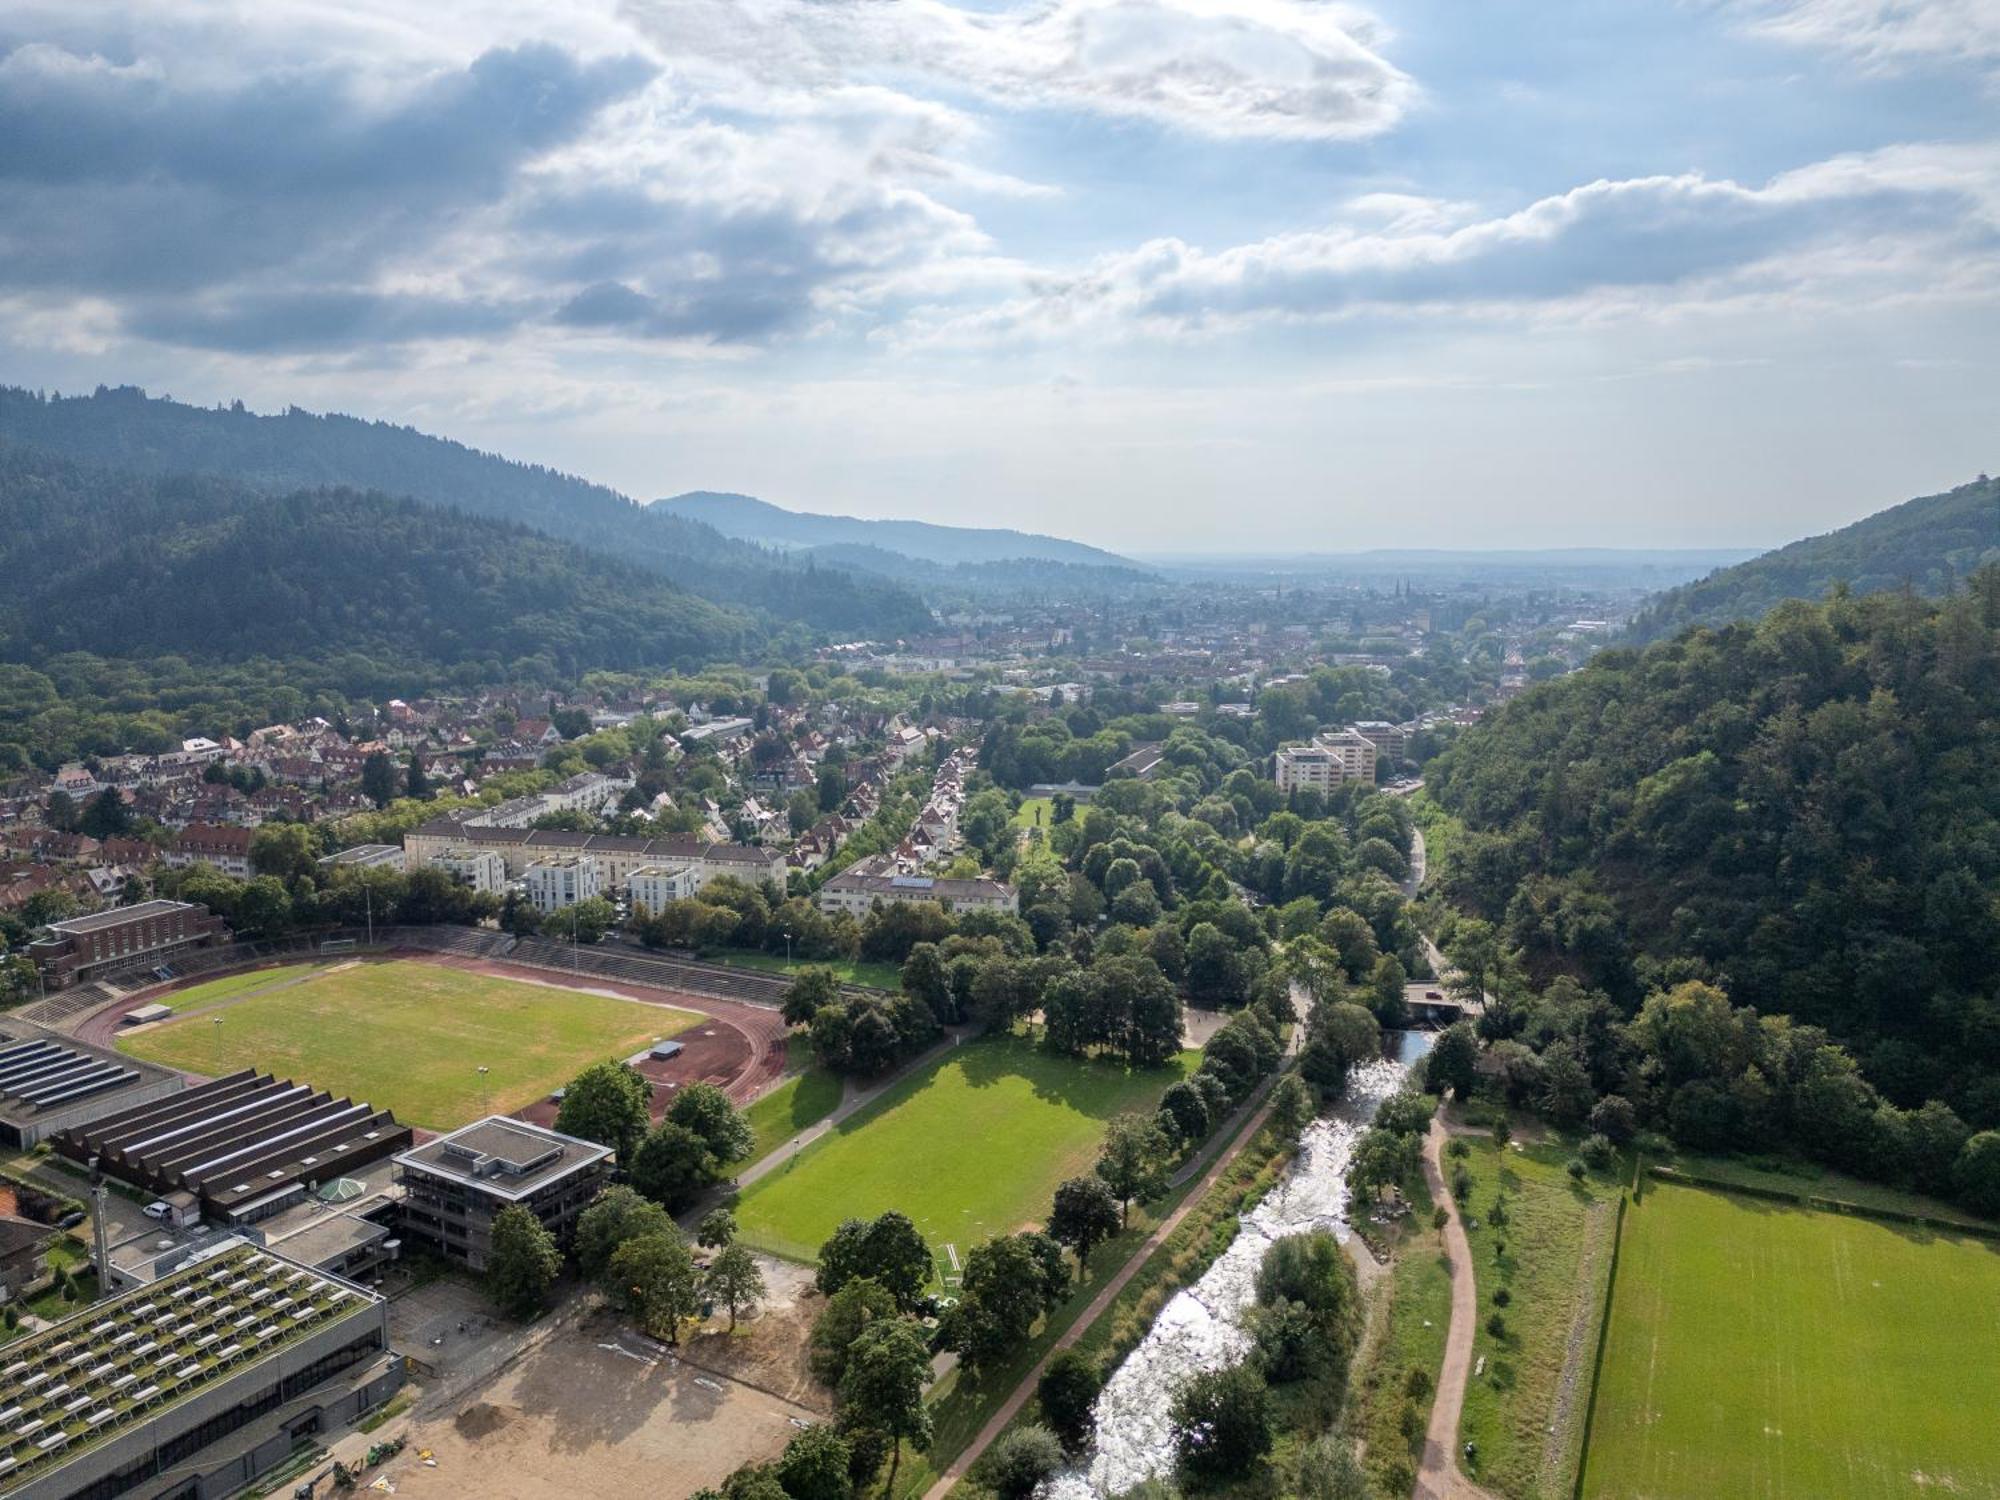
[1043,1031,1432,1499]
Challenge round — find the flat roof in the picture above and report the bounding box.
[395,1116,611,1201]
[0,1241,377,1494]
[45,901,199,937]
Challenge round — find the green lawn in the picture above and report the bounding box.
[1662,1149,1999,1232]
[735,1033,1194,1264]
[1011,796,1053,831]
[742,1037,844,1168]
[145,962,326,1012]
[1355,1169,1453,1498]
[118,959,699,1129]
[1584,1180,2000,1500]
[713,949,905,991]
[1454,1133,1622,1500]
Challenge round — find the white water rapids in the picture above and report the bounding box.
[1043,1038,1428,1498]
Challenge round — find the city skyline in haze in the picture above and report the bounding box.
[0,0,1994,552]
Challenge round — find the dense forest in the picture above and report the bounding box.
[0,386,932,637]
[1628,474,2000,642]
[0,443,747,675]
[1428,572,2000,1122]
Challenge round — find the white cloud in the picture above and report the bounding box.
[625,0,1414,142]
[1739,0,2000,70]
[896,143,2000,344]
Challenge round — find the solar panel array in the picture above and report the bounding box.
[0,1244,363,1492]
[0,1038,139,1116]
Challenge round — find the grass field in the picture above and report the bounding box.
[741,1036,844,1169]
[1011,796,1053,831]
[713,949,905,991]
[1355,1168,1453,1498]
[144,962,325,1012]
[1455,1133,1622,1500]
[1583,1180,2000,1500]
[118,959,700,1129]
[735,1033,1194,1264]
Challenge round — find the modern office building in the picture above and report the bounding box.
[394,1117,612,1272]
[0,1240,401,1500]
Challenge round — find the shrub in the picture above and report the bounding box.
[971,1425,1065,1500]
[1491,1286,1511,1307]
[1580,1132,1617,1170]
[1566,1157,1588,1181]
[1486,1312,1507,1339]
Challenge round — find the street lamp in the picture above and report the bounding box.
[212,1014,223,1074]
[477,1064,491,1116]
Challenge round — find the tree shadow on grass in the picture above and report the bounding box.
[952,1031,1184,1114]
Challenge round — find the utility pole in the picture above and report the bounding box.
[87,1156,111,1303]
[365,883,374,948]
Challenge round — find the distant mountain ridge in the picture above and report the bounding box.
[1628,476,2000,642]
[0,385,930,638]
[656,490,1138,570]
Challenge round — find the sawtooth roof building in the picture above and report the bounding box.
[52,1074,411,1228]
[0,1023,183,1151]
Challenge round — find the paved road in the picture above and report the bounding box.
[1414,1120,1499,1500]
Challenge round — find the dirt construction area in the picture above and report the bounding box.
[386,1261,826,1499]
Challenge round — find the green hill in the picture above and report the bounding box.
[0,385,931,638]
[1629,476,2000,642]
[0,444,747,676]
[1426,571,2000,1120]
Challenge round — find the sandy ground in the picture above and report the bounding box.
[386,1260,824,1500]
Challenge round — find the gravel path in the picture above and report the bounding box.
[1414,1119,1502,1500]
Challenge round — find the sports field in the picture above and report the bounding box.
[1583,1180,2000,1499]
[146,962,323,1012]
[734,1034,1194,1264]
[117,959,700,1129]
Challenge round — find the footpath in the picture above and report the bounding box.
[1414,1119,1499,1500]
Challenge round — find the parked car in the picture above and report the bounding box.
[142,1200,172,1220]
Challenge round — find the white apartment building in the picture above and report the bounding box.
[1273,730,1379,793]
[817,868,1018,919]
[523,855,602,914]
[1350,720,1410,765]
[436,846,508,895]
[627,864,700,916]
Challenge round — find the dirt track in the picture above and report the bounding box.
[1415,1119,1501,1500]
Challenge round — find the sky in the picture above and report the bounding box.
[0,0,1995,554]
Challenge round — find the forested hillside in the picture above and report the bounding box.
[1428,573,2000,1119]
[1628,475,2000,642]
[0,386,931,636]
[0,445,747,676]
